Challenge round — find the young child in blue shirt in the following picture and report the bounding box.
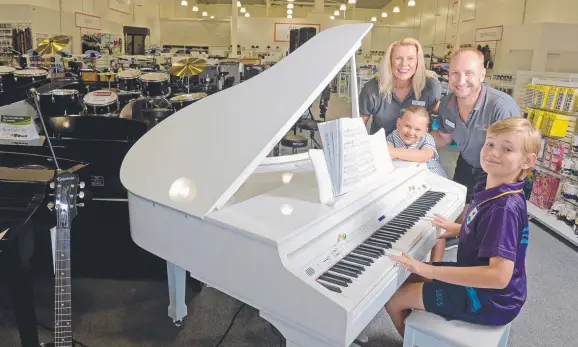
[385,117,541,337]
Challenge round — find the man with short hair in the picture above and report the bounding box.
[431,48,520,217]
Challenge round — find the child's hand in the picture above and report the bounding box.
[432,213,461,239]
[387,145,397,159]
[391,251,434,280]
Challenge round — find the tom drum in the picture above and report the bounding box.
[169,92,207,111]
[13,68,48,86]
[39,89,82,117]
[117,69,142,92]
[0,66,16,92]
[83,90,119,116]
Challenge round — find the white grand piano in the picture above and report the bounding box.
[120,23,466,347]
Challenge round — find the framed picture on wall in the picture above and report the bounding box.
[274,23,321,42]
[110,0,131,14]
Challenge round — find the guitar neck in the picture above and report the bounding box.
[54,226,73,347]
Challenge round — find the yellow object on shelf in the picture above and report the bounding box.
[546,86,559,110]
[532,110,544,129]
[539,112,571,137]
[535,85,550,109]
[563,87,578,113]
[526,108,535,123]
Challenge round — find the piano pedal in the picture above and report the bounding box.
[352,332,369,346]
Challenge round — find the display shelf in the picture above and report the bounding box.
[527,201,578,247]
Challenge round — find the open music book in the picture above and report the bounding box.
[309,117,394,204]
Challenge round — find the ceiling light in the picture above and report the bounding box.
[287,14,292,18]
[180,0,188,6]
[237,1,241,7]
[245,12,250,17]
[330,15,335,20]
[340,4,346,11]
[210,15,214,19]
[371,16,376,22]
[240,7,246,13]
[348,0,355,3]
[192,6,198,11]
[381,12,387,17]
[287,3,294,8]
[287,9,292,14]
[393,6,400,12]
[288,0,294,1]
[334,10,339,15]
[202,11,207,16]
[408,0,416,6]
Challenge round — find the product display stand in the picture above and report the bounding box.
[521,75,578,247]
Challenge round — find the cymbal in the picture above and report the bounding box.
[35,35,70,55]
[170,58,208,77]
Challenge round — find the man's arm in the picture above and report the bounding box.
[388,146,434,162]
[430,130,453,147]
[361,113,370,125]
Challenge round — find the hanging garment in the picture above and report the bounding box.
[12,28,17,52]
[25,28,32,52]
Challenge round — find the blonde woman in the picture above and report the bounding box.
[359,38,441,136]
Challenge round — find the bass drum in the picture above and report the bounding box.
[83,90,119,116]
[169,92,207,111]
[0,66,16,92]
[39,89,82,117]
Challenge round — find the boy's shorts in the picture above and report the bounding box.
[422,262,490,325]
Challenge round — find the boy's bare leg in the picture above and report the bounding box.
[385,282,426,337]
[430,239,446,263]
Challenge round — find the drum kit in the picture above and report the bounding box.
[26,35,209,128]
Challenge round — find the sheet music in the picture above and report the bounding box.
[338,118,377,195]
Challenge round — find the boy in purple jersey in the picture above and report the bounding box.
[384,117,541,337]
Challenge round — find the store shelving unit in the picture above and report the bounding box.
[515,72,578,246]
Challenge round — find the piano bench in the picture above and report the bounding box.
[403,310,511,347]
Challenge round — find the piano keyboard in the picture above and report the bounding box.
[316,191,446,295]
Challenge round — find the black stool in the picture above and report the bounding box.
[280,134,308,154]
[297,119,321,149]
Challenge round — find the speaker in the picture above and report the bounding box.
[298,27,317,47]
[289,29,300,53]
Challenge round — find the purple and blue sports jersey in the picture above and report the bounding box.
[456,181,529,325]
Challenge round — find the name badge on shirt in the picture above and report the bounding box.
[412,100,426,106]
[466,207,478,225]
[445,119,456,128]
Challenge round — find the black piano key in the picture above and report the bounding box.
[319,274,349,287]
[364,240,391,249]
[358,244,385,255]
[317,280,342,293]
[352,249,379,259]
[323,272,352,283]
[344,255,372,266]
[330,266,359,278]
[347,254,374,264]
[368,238,392,247]
[337,261,365,272]
[357,245,384,255]
[375,231,400,239]
[372,234,397,242]
[382,228,405,235]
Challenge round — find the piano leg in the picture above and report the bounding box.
[166,261,187,326]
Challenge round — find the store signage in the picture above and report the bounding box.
[274,23,321,42]
[75,13,101,30]
[475,26,503,42]
[110,0,131,14]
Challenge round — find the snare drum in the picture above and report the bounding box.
[39,89,82,117]
[117,69,142,91]
[13,68,48,86]
[0,66,16,92]
[140,72,170,97]
[83,90,120,116]
[170,92,207,111]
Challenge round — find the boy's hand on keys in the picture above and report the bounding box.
[424,213,461,239]
[391,251,434,280]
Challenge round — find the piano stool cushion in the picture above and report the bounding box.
[403,310,511,347]
[281,134,309,148]
[298,119,321,131]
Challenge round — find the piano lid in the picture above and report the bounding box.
[120,23,373,219]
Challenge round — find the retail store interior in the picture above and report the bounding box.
[1,0,578,347]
